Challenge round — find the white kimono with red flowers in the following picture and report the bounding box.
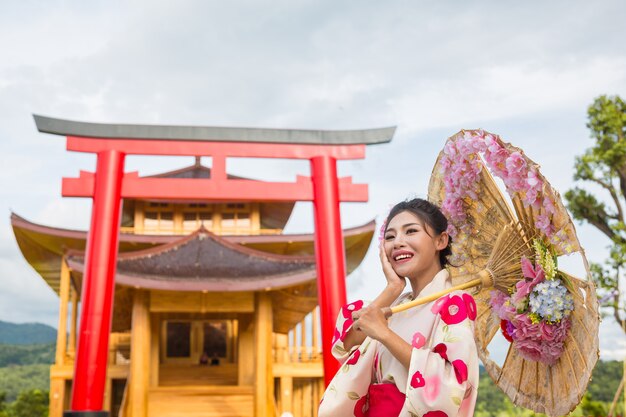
[318,270,479,417]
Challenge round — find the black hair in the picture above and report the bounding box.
[384,198,453,268]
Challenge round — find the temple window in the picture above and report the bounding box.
[162,320,233,364]
[165,322,191,358]
[182,203,214,232]
[144,209,174,233]
[220,203,252,232]
[202,322,227,358]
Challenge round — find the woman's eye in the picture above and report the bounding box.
[384,235,394,240]
[406,228,419,234]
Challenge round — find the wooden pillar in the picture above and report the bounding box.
[55,259,71,366]
[291,326,299,362]
[238,316,255,385]
[150,312,160,387]
[312,306,320,359]
[232,319,239,363]
[275,333,288,363]
[67,286,78,359]
[255,293,274,417]
[300,317,308,361]
[103,377,112,412]
[49,377,65,417]
[280,376,293,416]
[130,289,151,417]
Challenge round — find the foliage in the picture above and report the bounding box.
[0,392,8,417]
[587,359,624,403]
[578,392,607,416]
[565,94,626,329]
[0,344,54,367]
[476,361,624,416]
[0,365,49,403]
[8,389,48,417]
[0,321,56,345]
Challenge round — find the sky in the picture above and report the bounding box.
[0,0,625,361]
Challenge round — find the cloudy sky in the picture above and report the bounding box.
[0,1,624,360]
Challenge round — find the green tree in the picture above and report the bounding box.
[0,391,8,417]
[8,389,48,417]
[579,392,607,416]
[565,94,626,330]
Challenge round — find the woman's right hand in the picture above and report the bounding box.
[379,243,406,292]
[343,245,406,351]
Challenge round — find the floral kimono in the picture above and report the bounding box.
[318,269,479,417]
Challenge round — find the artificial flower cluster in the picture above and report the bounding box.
[490,240,574,365]
[438,130,573,255]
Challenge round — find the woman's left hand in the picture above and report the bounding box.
[352,306,391,342]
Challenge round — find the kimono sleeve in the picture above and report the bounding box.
[404,291,479,417]
[330,300,368,364]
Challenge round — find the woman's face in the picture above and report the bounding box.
[383,210,446,279]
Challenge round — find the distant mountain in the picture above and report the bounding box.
[0,344,54,367]
[0,321,56,345]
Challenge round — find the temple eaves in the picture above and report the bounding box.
[33,114,396,145]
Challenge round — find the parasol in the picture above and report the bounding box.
[390,129,599,416]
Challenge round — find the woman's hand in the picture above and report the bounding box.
[379,243,406,292]
[353,306,413,370]
[352,306,392,342]
[342,246,406,351]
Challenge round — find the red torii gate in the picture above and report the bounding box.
[34,115,394,417]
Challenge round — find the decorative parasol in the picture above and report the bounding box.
[389,129,599,416]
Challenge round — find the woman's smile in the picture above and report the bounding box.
[391,249,414,264]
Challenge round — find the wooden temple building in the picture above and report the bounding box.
[12,161,376,417]
[12,115,394,417]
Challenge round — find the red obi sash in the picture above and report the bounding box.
[365,383,405,416]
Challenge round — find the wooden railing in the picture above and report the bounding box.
[118,375,131,417]
[274,307,325,417]
[274,307,322,364]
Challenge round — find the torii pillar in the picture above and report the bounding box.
[34,115,395,416]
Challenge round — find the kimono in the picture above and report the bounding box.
[318,269,479,417]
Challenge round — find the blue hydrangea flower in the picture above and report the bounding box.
[528,279,574,323]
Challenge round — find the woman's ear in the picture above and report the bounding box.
[435,231,449,251]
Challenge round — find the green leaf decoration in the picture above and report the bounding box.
[347,391,360,400]
[362,339,371,354]
[444,335,460,343]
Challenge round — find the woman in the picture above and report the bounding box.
[318,198,478,417]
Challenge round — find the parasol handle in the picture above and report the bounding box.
[384,270,493,317]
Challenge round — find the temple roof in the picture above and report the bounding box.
[11,213,375,294]
[66,228,317,292]
[146,159,235,179]
[34,114,396,145]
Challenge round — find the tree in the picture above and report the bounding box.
[8,389,48,417]
[0,392,8,417]
[579,392,608,417]
[565,94,626,332]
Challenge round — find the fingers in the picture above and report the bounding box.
[351,307,391,340]
[379,243,389,264]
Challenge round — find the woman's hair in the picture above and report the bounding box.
[384,198,453,268]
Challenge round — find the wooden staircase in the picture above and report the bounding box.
[147,385,254,417]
